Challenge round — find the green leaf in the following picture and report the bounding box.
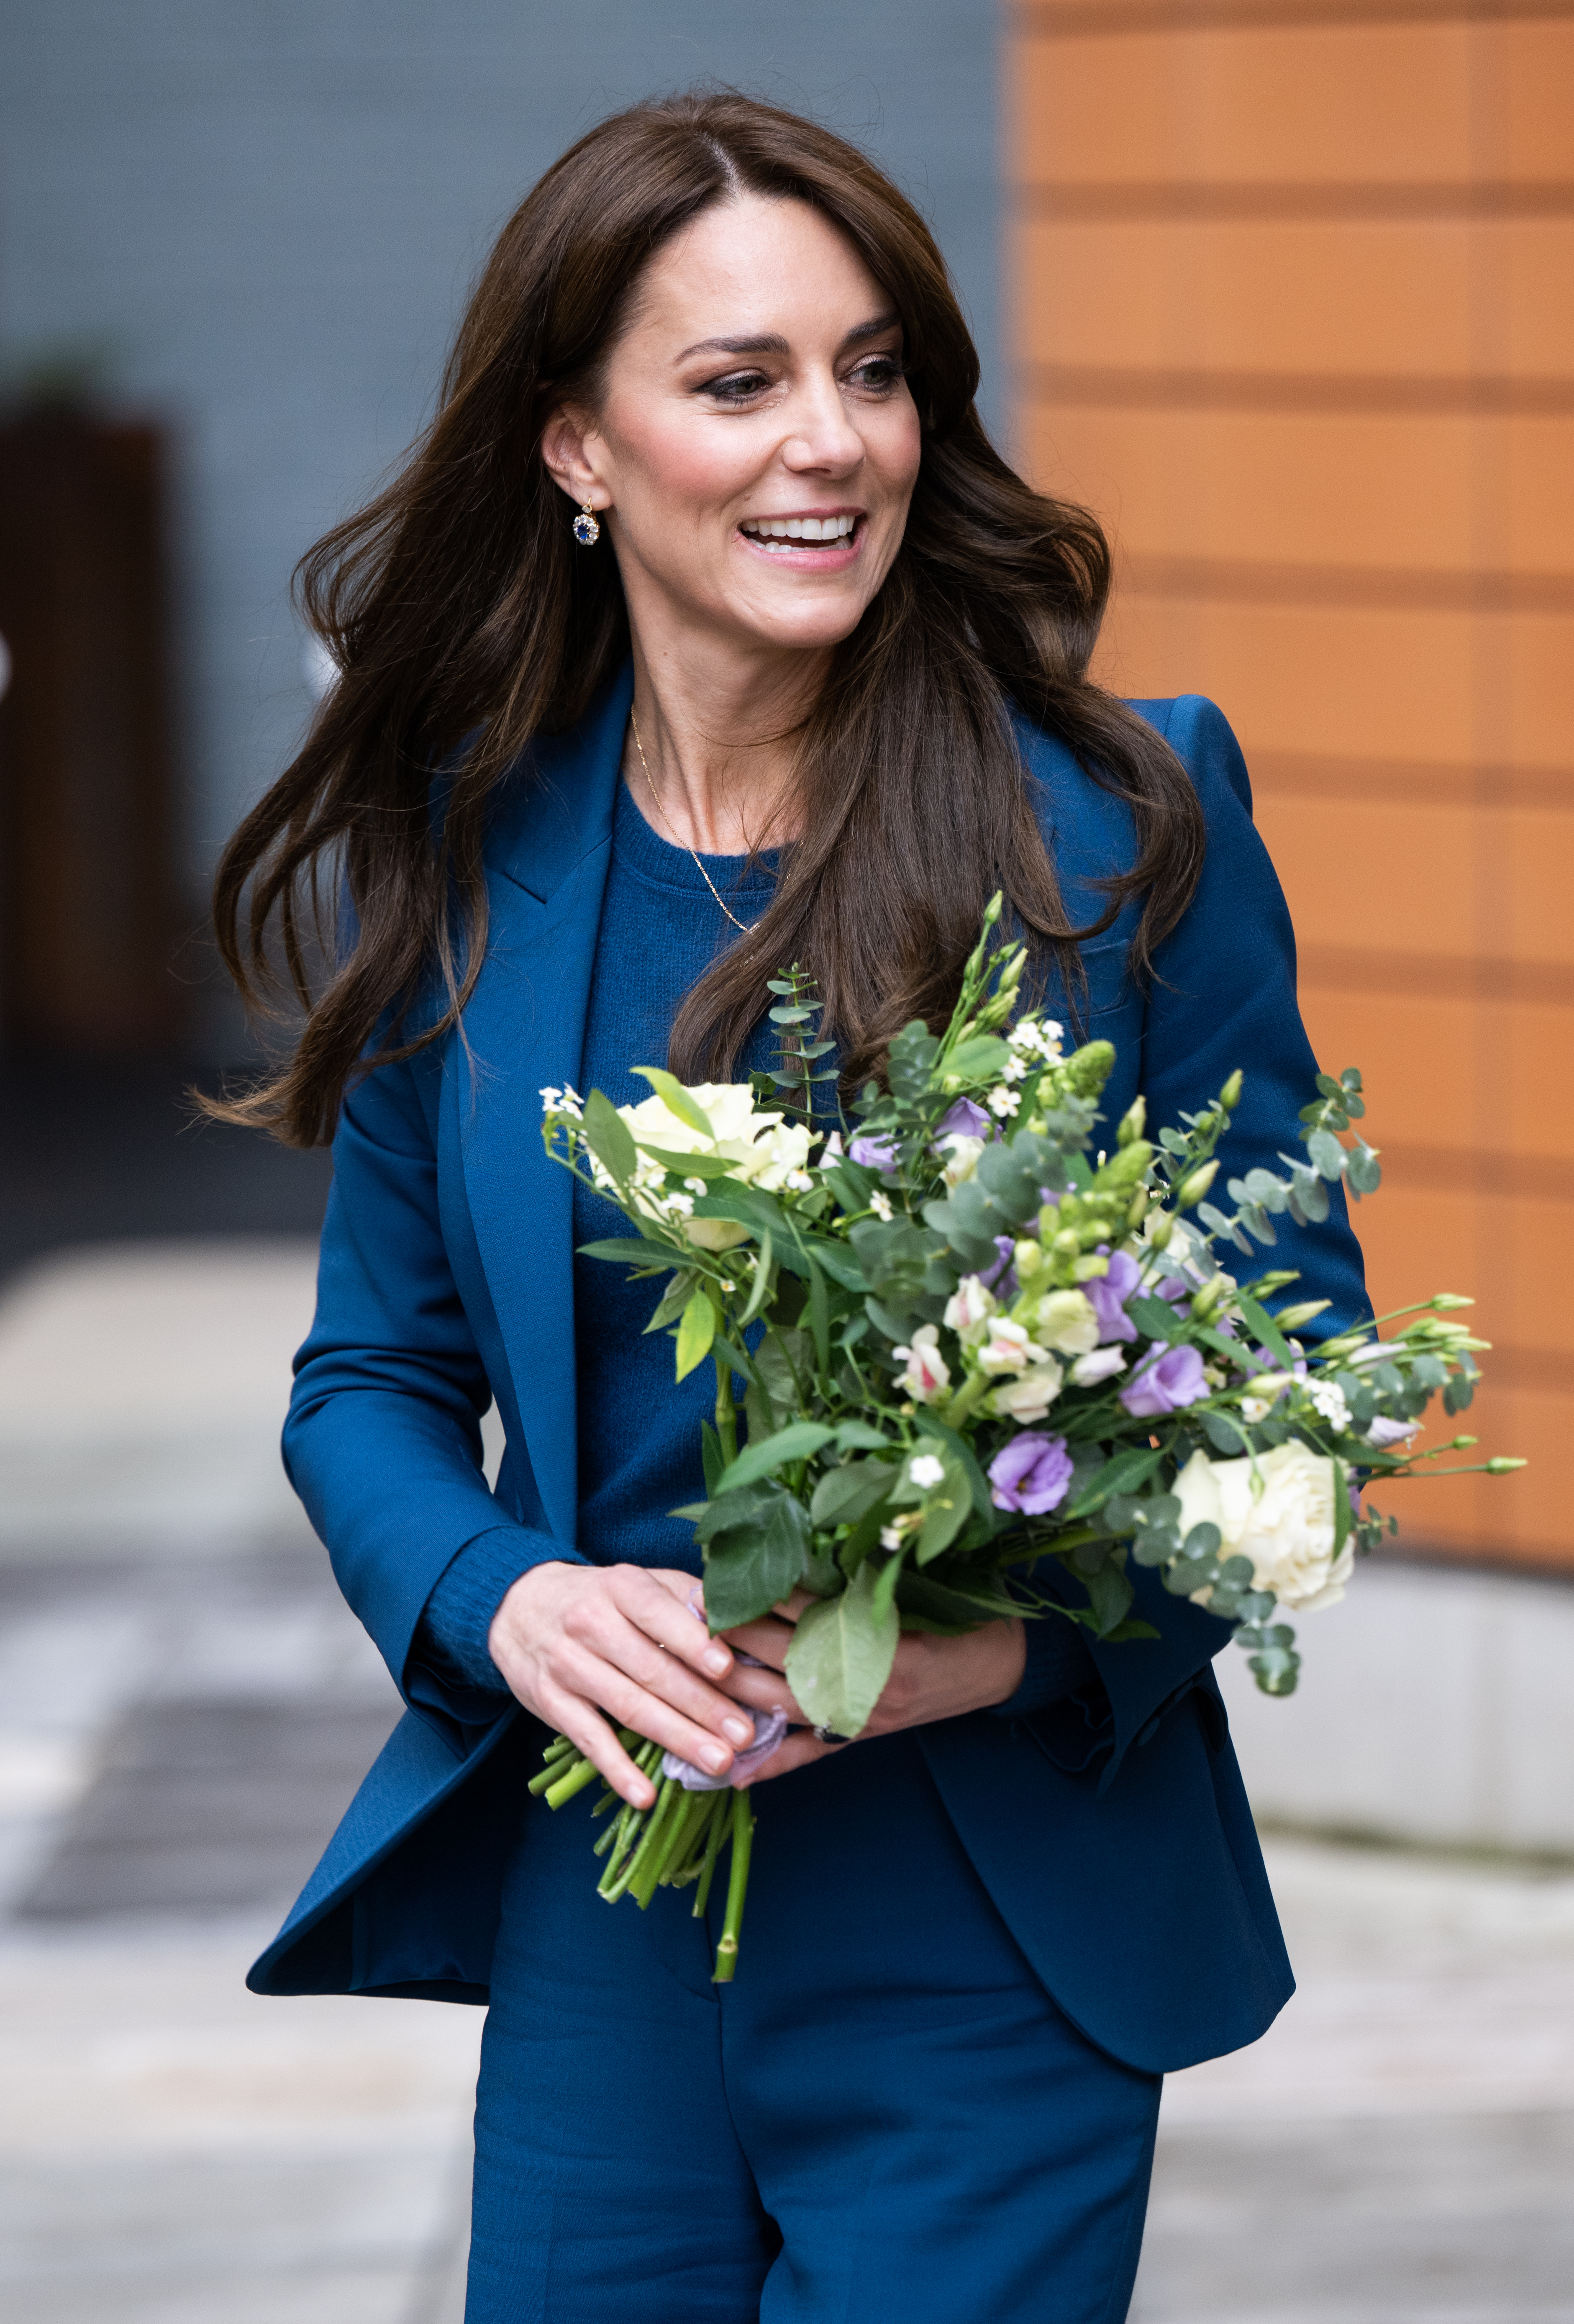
[784,1560,900,1737]
[631,1144,736,1178]
[1201,1408,1254,1455]
[699,1422,725,1497]
[810,1459,897,1529]
[1127,1294,1183,1344]
[1307,1129,1348,1181]
[1100,1617,1160,1643]
[835,1421,892,1452]
[629,1067,715,1137]
[1237,1294,1294,1367]
[807,1253,831,1377]
[674,1289,716,1381]
[1082,1556,1135,1636]
[581,1090,637,1185]
[738,1227,774,1328]
[702,1492,812,1628]
[910,1412,995,1522]
[804,1238,867,1292]
[1067,1444,1164,1519]
[944,1035,1012,1080]
[575,1236,672,1265]
[716,1420,836,1494]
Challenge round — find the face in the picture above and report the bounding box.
[545,193,923,661]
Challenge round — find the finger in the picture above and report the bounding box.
[588,1606,756,1748]
[772,1588,815,1621]
[718,1613,798,1669]
[558,1645,743,1780]
[721,1663,808,1724]
[734,1727,836,1787]
[610,1568,736,1682]
[541,1688,656,1808]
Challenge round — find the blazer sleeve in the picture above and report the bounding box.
[1027,694,1371,1785]
[284,1043,585,1724]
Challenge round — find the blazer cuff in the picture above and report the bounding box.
[990,1609,1102,1720]
[407,1524,583,1721]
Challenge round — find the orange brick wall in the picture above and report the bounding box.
[1006,0,1574,1569]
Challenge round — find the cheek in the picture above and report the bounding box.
[607,411,755,526]
[869,398,923,500]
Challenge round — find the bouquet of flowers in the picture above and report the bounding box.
[533,899,1521,1979]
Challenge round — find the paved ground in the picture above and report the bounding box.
[2,1238,1571,2321]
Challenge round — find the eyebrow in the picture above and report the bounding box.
[673,311,901,366]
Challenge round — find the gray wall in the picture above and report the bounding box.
[0,0,1000,996]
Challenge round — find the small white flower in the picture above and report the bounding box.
[892,1325,950,1405]
[879,1523,905,1551]
[664,1191,695,1219]
[943,1275,997,1340]
[1306,1378,1352,1432]
[1001,1051,1030,1083]
[992,1360,1065,1423]
[977,1317,1049,1375]
[907,1453,946,1489]
[719,1280,736,1294]
[1071,1346,1126,1387]
[1365,1415,1420,1450]
[684,1176,708,1196]
[1007,1021,1039,1051]
[783,1168,814,1193]
[1239,1371,1293,1425]
[869,1190,894,1222]
[988,1085,1021,1119]
[539,1085,561,1110]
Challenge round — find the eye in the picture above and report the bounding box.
[846,353,905,393]
[699,369,774,404]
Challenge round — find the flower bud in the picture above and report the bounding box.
[1430,1293,1474,1311]
[1013,1238,1045,1279]
[1117,1095,1147,1148]
[1190,1274,1228,1319]
[1147,1214,1174,1250]
[1486,1456,1527,1474]
[1219,1070,1244,1111]
[1272,1299,1330,1332]
[1175,1161,1219,1208]
[1126,1186,1150,1228]
[982,890,1003,926]
[1449,1435,1478,1449]
[1052,1227,1081,1258]
[1099,1140,1152,1186]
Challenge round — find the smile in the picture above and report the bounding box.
[738,512,860,554]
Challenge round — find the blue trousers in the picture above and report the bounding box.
[467,1727,1161,2323]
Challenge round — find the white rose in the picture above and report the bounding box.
[617,1082,791,1250]
[938,1133,986,1187]
[992,1359,1065,1423]
[1174,1441,1354,1613]
[1035,1289,1100,1356]
[943,1275,997,1340]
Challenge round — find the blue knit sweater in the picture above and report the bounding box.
[415,776,1096,1721]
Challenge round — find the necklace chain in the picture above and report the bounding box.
[628,706,754,935]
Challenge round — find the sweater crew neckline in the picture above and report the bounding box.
[613,776,779,905]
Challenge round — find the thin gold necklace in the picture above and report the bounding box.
[628,704,754,935]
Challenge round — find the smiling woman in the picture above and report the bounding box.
[211,87,1366,2324]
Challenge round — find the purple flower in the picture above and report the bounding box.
[985,1234,1019,1300]
[1086,1250,1142,1344]
[1118,1343,1209,1417]
[936,1097,992,1143]
[849,1133,900,1176]
[1156,1275,1191,1308]
[988,1431,1074,1515]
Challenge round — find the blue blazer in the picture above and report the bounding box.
[248,666,1367,2075]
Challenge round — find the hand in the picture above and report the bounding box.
[487,1562,757,1808]
[716,1592,1027,1786]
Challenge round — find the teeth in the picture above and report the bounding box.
[741,514,856,544]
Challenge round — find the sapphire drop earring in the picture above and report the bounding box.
[572,501,601,546]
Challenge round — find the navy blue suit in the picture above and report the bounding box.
[250,666,1366,2316]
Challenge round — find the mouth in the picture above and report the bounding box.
[737,511,861,557]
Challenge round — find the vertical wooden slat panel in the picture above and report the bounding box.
[1007,4,1574,1569]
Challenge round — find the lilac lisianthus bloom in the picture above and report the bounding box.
[1119,1342,1209,1417]
[1086,1249,1142,1344]
[988,1431,1074,1515]
[984,1234,1019,1299]
[936,1097,992,1143]
[849,1132,900,1176]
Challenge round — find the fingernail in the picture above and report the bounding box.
[723,1716,754,1746]
[702,1743,730,1772]
[703,1646,731,1675]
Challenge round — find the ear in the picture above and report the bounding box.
[541,405,609,509]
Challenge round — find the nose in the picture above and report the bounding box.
[779,365,865,476]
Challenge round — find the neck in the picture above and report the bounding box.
[623,630,826,855]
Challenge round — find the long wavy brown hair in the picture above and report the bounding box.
[209,88,1205,1147]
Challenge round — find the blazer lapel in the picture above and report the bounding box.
[457,666,632,1546]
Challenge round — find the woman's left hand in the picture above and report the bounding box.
[717,1592,1026,1785]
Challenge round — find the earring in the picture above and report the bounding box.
[572,501,601,546]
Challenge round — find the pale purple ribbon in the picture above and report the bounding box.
[660,1594,790,1791]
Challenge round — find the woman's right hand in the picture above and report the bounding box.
[487,1562,756,1807]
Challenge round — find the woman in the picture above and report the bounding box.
[219,92,1366,2323]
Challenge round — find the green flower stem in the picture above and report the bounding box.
[943,1370,994,1425]
[543,1754,602,1810]
[654,1788,711,1888]
[713,1351,739,1469]
[613,1774,681,1907]
[712,1791,756,1984]
[692,1793,729,1918]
